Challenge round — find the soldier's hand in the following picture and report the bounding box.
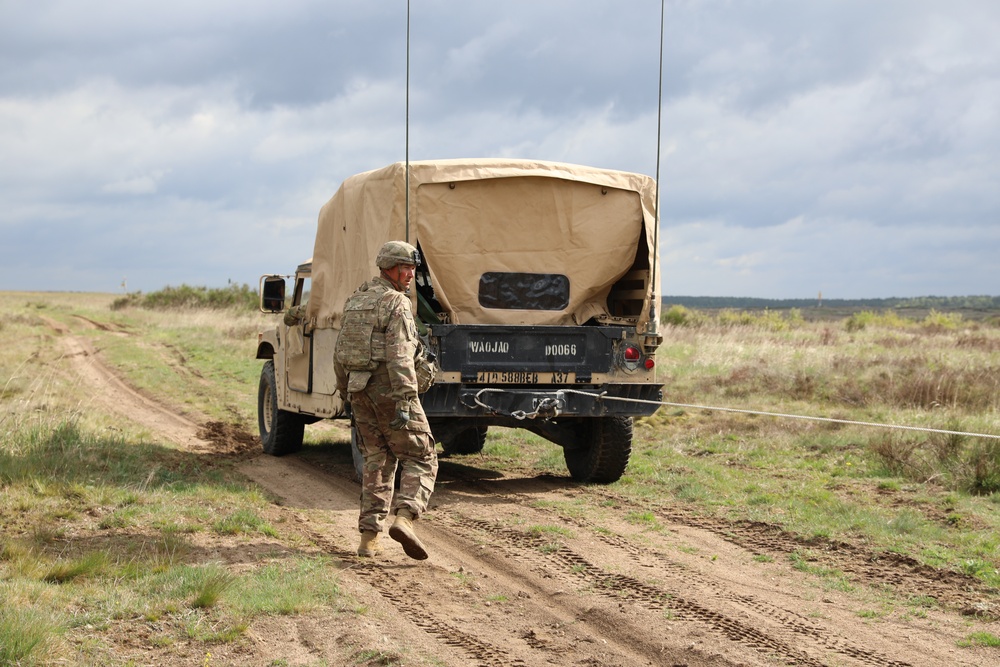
[389,406,410,430]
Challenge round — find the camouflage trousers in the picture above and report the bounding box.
[351,387,438,534]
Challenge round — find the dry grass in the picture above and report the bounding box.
[653,313,1000,495]
[661,317,1000,413]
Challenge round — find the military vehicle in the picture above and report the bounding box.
[256,158,664,483]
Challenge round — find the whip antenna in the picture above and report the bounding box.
[649,0,665,338]
[405,0,411,240]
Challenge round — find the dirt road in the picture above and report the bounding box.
[52,318,996,666]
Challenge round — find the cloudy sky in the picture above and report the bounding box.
[2,0,998,298]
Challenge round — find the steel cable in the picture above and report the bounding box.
[469,387,1000,440]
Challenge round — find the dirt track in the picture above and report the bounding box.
[51,318,996,667]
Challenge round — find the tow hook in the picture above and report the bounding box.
[532,394,564,420]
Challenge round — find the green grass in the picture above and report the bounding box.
[958,631,1000,648]
[190,568,237,608]
[0,606,60,666]
[2,291,999,662]
[213,509,279,537]
[2,490,341,662]
[527,524,574,539]
[95,310,268,423]
[0,349,344,666]
[351,649,403,666]
[623,422,1000,588]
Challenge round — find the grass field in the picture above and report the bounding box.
[2,291,999,664]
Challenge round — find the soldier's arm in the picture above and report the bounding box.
[382,293,420,404]
[283,303,307,326]
[333,358,348,397]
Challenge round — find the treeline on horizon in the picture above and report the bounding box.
[662,295,1000,310]
[105,283,999,314]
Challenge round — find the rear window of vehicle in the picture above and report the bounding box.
[478,272,570,311]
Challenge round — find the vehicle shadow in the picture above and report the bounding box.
[288,435,577,504]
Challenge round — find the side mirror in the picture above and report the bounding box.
[259,275,286,313]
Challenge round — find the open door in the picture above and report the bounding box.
[283,267,313,393]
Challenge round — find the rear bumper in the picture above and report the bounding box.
[421,383,663,419]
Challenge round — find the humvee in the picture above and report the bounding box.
[256,158,664,483]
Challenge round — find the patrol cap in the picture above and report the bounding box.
[376,240,421,269]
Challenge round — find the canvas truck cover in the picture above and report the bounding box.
[307,158,660,331]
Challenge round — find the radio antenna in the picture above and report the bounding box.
[404,0,411,241]
[649,0,665,336]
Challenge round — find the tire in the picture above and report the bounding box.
[563,416,633,484]
[442,425,488,456]
[258,360,304,456]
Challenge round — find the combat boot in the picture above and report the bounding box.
[389,509,428,560]
[357,530,381,558]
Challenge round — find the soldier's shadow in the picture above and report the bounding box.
[299,439,576,507]
[432,458,577,510]
[435,459,504,481]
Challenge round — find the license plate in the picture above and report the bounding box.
[475,371,576,384]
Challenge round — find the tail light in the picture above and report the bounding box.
[622,344,654,372]
[623,345,641,371]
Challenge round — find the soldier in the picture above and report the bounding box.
[333,241,438,560]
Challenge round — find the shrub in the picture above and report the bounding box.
[870,432,1000,495]
[662,304,710,327]
[110,284,258,312]
[110,292,143,310]
[660,306,803,330]
[663,304,693,327]
[969,441,1000,495]
[845,310,911,332]
[716,309,758,328]
[921,310,963,332]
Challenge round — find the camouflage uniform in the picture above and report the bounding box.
[283,302,308,326]
[333,275,438,536]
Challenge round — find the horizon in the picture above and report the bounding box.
[4,287,997,305]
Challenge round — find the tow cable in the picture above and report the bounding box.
[465,387,1000,440]
[463,388,565,420]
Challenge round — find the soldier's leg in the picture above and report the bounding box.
[387,431,435,560]
[352,393,397,533]
[389,429,438,519]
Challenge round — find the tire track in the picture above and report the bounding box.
[287,513,526,667]
[248,442,978,666]
[587,488,994,616]
[42,316,210,450]
[588,528,912,667]
[439,511,837,666]
[443,463,993,619]
[432,493,913,667]
[263,466,709,666]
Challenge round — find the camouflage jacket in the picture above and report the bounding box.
[333,276,420,404]
[283,302,308,326]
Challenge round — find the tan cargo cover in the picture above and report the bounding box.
[307,158,660,332]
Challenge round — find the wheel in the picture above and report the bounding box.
[563,416,632,484]
[258,360,304,455]
[442,425,488,456]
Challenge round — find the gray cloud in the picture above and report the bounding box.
[1,0,998,297]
